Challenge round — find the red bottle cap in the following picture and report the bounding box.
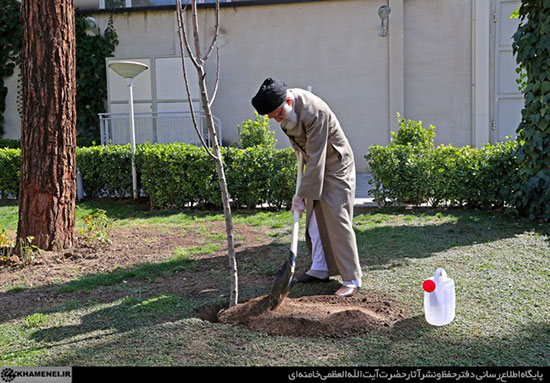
[423,279,436,292]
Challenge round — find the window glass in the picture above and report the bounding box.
[103,0,231,9]
[105,0,126,8]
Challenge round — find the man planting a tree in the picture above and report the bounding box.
[251,78,362,297]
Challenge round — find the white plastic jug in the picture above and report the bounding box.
[423,268,455,326]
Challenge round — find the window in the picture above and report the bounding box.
[100,0,231,9]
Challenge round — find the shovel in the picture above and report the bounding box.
[269,152,304,310]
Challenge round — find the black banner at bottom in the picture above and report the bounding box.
[71,366,548,382]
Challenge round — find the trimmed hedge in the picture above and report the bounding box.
[77,145,136,199]
[139,143,296,209]
[0,143,297,209]
[0,147,20,198]
[0,139,21,149]
[366,117,519,209]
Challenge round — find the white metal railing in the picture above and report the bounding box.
[99,111,222,146]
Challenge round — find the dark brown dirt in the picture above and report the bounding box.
[0,222,267,292]
[218,293,404,338]
[0,222,273,322]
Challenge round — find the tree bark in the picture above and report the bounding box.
[17,0,77,251]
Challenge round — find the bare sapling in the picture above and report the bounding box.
[175,0,238,307]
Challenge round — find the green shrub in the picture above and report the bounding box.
[1,145,136,200]
[225,146,273,208]
[225,146,297,209]
[392,113,435,150]
[366,116,437,205]
[0,143,299,210]
[467,141,518,208]
[0,139,20,149]
[366,117,519,208]
[430,142,518,208]
[76,145,136,198]
[140,143,296,209]
[366,144,431,205]
[238,112,277,149]
[266,148,297,209]
[0,147,20,198]
[139,143,219,209]
[428,144,464,206]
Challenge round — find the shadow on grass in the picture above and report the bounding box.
[74,199,286,222]
[353,207,549,267]
[1,206,548,365]
[1,207,547,321]
[358,318,550,366]
[36,315,549,366]
[0,243,288,365]
[55,254,194,295]
[0,240,288,324]
[29,293,193,343]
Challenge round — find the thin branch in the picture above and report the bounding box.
[202,0,220,61]
[176,0,200,70]
[191,0,203,65]
[176,0,217,160]
[209,47,220,108]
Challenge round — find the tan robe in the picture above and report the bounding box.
[280,88,362,282]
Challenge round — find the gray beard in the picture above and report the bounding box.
[281,103,298,130]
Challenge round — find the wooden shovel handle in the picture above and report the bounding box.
[295,152,303,196]
[290,153,304,258]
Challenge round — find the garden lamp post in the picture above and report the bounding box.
[377,5,391,37]
[108,61,149,199]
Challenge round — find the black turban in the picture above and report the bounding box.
[251,78,287,115]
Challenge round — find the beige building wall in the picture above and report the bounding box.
[108,11,177,57]
[4,0,502,170]
[86,0,393,170]
[403,0,473,147]
[208,0,390,171]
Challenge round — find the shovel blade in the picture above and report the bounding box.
[268,259,294,310]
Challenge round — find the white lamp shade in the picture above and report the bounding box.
[109,61,149,79]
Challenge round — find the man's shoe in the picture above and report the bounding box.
[296,273,330,283]
[334,285,358,297]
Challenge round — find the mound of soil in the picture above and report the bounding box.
[217,294,404,338]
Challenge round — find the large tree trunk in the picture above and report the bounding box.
[17,0,77,251]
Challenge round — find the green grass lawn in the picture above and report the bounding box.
[0,200,548,366]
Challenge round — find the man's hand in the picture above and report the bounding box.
[291,196,306,218]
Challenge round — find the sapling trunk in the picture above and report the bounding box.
[176,0,238,306]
